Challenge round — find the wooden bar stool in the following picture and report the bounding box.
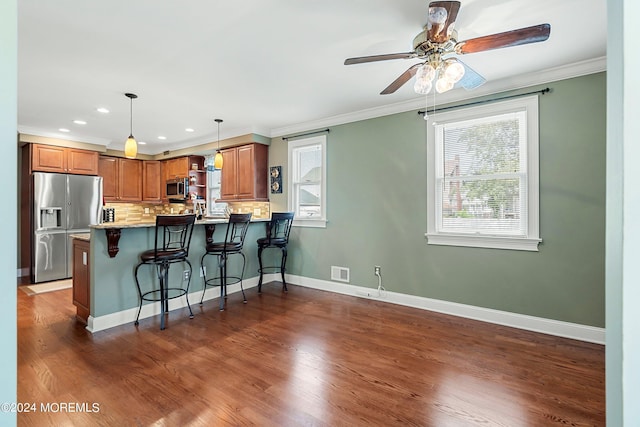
[257,212,295,293]
[200,213,252,311]
[133,214,196,330]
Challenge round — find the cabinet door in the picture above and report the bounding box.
[236,144,256,199]
[220,148,238,199]
[142,160,162,202]
[31,144,66,173]
[166,157,190,179]
[72,239,90,323]
[118,158,142,201]
[99,156,119,201]
[67,149,99,175]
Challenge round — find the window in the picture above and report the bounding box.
[426,95,541,251]
[288,134,327,228]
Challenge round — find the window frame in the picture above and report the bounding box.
[287,134,327,228]
[425,95,541,251]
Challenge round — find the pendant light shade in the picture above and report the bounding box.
[124,93,138,159]
[214,118,223,169]
[124,135,137,159]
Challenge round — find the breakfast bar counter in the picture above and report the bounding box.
[86,217,271,332]
[92,217,246,258]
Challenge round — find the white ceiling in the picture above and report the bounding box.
[18,0,606,155]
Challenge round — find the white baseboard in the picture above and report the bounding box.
[86,273,605,345]
[284,274,605,345]
[87,277,262,333]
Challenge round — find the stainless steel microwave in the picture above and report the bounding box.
[166,178,188,200]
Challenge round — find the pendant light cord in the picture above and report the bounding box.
[130,97,133,136]
[215,118,223,150]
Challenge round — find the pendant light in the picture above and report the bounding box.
[214,118,224,169]
[124,93,138,159]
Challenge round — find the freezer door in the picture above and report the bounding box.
[67,175,103,229]
[33,231,68,282]
[33,172,67,231]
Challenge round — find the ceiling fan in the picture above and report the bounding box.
[344,1,551,95]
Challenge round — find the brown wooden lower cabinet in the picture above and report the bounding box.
[72,238,90,324]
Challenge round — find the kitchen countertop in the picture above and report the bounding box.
[69,233,90,241]
[91,217,268,229]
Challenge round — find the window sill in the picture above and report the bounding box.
[425,233,541,251]
[293,218,327,228]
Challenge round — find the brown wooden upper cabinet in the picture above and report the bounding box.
[164,157,190,179]
[30,143,99,175]
[142,160,162,203]
[99,156,142,202]
[219,143,268,201]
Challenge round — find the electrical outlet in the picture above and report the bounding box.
[374,266,381,275]
[183,270,190,281]
[200,266,206,277]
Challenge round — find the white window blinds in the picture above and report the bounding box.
[435,111,528,236]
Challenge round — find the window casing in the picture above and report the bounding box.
[288,135,327,228]
[426,95,541,251]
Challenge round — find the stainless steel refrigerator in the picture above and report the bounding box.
[32,172,103,283]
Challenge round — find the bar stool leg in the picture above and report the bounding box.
[159,262,168,330]
[134,263,144,326]
[257,246,265,293]
[240,252,247,303]
[184,260,195,319]
[219,253,226,311]
[281,247,288,292]
[200,253,208,305]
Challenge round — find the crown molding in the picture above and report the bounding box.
[17,126,112,146]
[269,56,607,138]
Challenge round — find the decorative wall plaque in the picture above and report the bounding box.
[270,166,282,194]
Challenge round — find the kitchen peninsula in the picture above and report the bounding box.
[85,217,269,332]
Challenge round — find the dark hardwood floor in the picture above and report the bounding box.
[17,282,605,426]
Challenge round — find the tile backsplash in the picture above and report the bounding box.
[104,201,271,223]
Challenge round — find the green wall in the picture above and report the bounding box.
[1,0,17,425]
[271,72,606,327]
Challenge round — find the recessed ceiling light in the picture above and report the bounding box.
[58,128,70,132]
[96,107,109,114]
[158,136,167,140]
[185,128,194,132]
[138,141,147,145]
[73,120,87,125]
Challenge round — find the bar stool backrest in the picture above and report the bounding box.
[223,213,252,250]
[266,212,295,245]
[154,214,196,257]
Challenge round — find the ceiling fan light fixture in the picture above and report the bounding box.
[436,76,455,93]
[443,59,465,83]
[414,63,436,94]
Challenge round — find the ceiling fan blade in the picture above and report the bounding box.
[380,64,422,95]
[427,1,461,43]
[453,59,486,91]
[456,23,551,55]
[344,52,416,65]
